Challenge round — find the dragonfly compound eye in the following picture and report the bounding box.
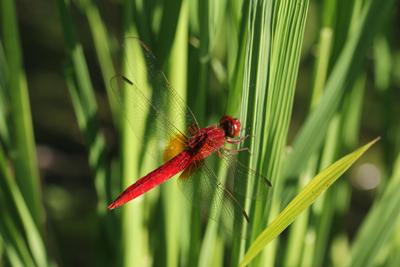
[219,115,241,138]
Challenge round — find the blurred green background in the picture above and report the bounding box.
[0,0,399,266]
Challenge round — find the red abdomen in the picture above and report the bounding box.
[108,151,192,209]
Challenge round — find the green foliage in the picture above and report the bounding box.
[240,138,379,266]
[1,0,43,228]
[0,0,398,266]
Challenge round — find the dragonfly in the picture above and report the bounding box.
[108,39,271,226]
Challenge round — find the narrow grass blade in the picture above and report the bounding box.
[240,138,379,267]
[119,11,147,266]
[284,25,333,267]
[226,0,273,264]
[225,0,249,117]
[1,0,43,227]
[78,0,119,122]
[0,212,35,267]
[0,234,24,267]
[0,42,10,146]
[218,1,252,265]
[310,115,341,267]
[341,74,365,149]
[247,1,310,266]
[373,36,391,92]
[347,151,400,267]
[283,156,317,267]
[156,0,183,65]
[64,68,108,213]
[163,1,188,266]
[0,146,47,267]
[385,221,400,267]
[57,0,109,214]
[185,1,215,265]
[0,237,2,262]
[309,28,333,109]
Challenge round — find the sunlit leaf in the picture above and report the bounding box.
[240,138,379,266]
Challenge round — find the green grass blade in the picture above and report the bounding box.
[0,213,35,267]
[208,0,227,53]
[156,0,183,65]
[0,234,24,267]
[0,42,10,146]
[285,0,397,178]
[163,1,188,266]
[57,1,114,264]
[57,0,109,214]
[78,0,119,122]
[64,67,109,213]
[119,10,147,266]
[0,237,2,263]
[309,28,333,109]
[385,221,400,267]
[240,138,379,267]
[310,115,341,267]
[0,145,48,267]
[220,1,251,264]
[347,151,400,267]
[283,156,317,267]
[225,0,242,83]
[225,0,249,117]
[284,24,333,267]
[192,0,212,125]
[248,1,310,266]
[198,0,246,265]
[373,36,391,92]
[1,0,43,228]
[243,1,274,265]
[185,1,215,265]
[341,74,366,149]
[226,0,273,264]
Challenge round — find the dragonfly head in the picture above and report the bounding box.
[219,115,241,138]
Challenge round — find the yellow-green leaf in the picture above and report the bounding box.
[240,137,380,267]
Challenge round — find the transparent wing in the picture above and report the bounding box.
[177,159,249,237]
[111,38,199,158]
[219,149,272,199]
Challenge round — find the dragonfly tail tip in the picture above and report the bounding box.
[108,202,118,210]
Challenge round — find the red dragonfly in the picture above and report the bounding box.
[108,40,271,225]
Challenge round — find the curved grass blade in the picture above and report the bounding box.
[239,138,379,267]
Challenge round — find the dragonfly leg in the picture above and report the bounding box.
[223,146,251,155]
[227,134,250,144]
